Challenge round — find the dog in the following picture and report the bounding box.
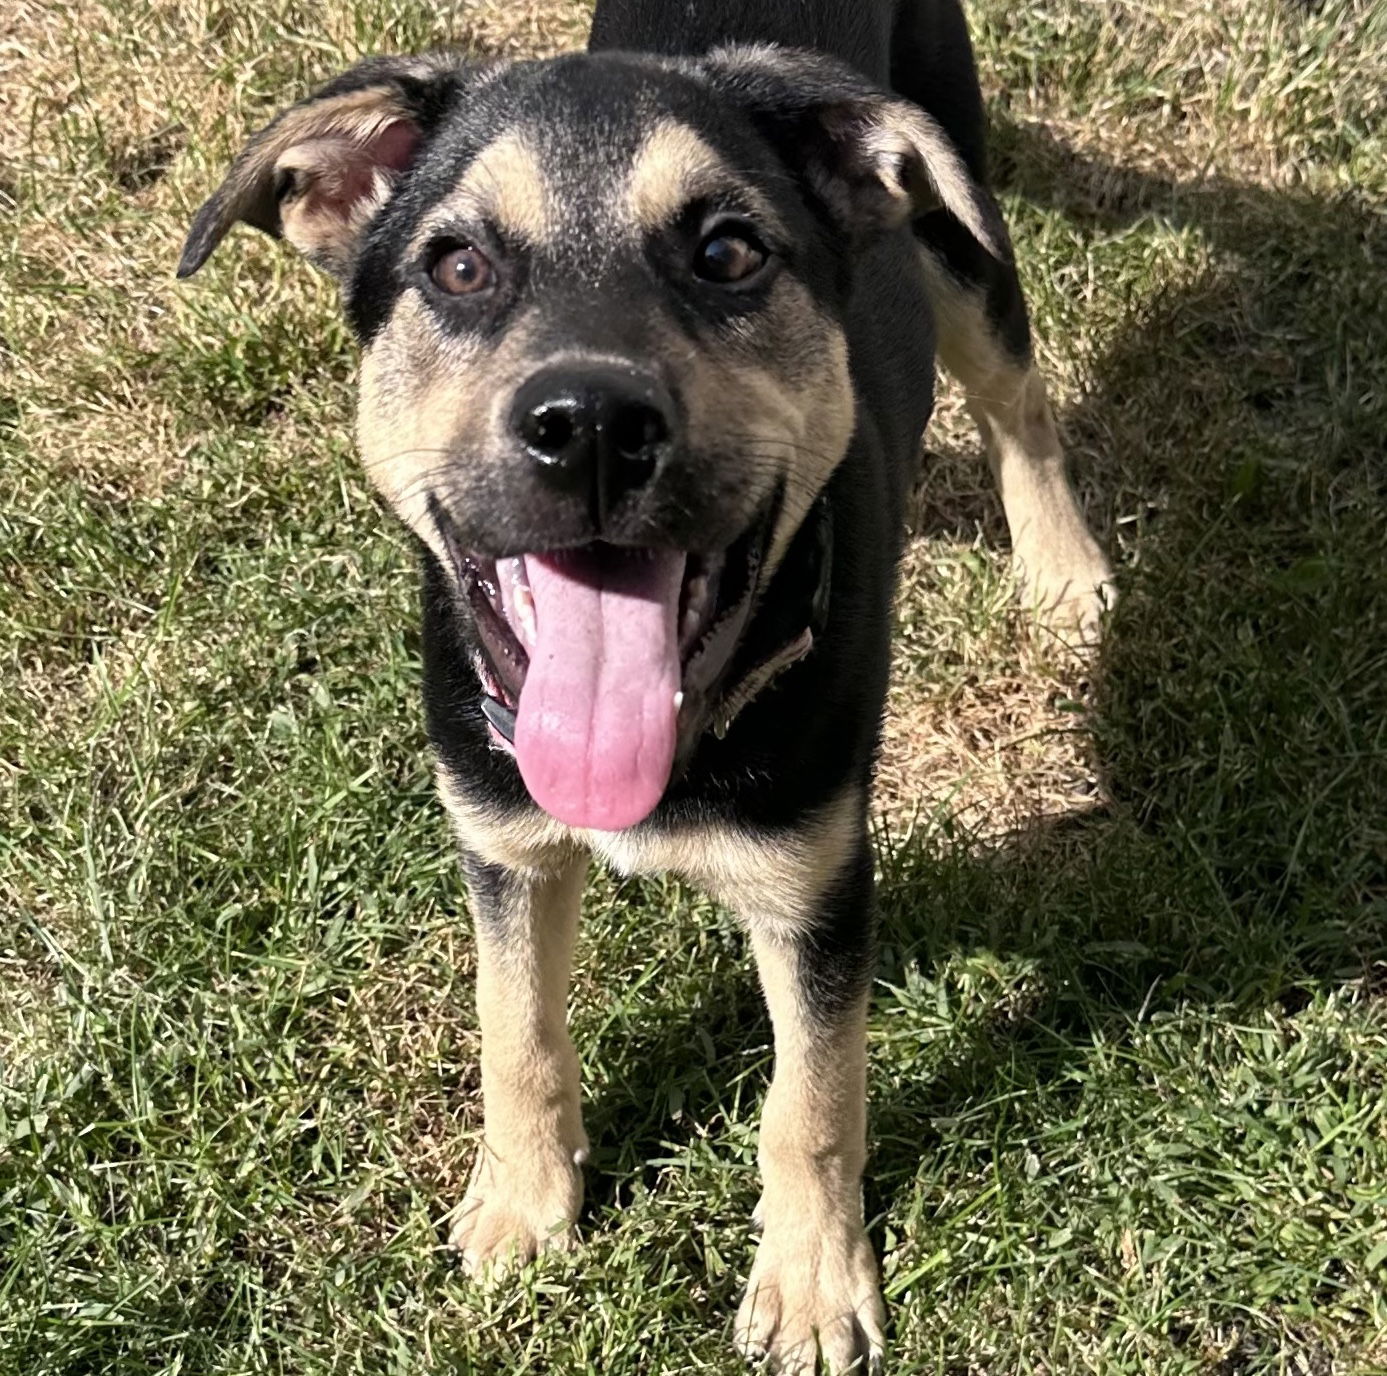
[179,0,1112,1368]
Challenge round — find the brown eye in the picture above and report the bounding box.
[693,229,767,284]
[430,245,493,295]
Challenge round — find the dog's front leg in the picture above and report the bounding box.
[449,852,589,1273]
[728,824,885,1375]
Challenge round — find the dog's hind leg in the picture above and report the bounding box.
[893,0,1115,647]
[917,241,1115,647]
[707,792,885,1375]
[447,846,590,1272]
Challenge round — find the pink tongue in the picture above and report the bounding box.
[515,548,685,830]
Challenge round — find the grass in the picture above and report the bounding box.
[2,0,1386,1371]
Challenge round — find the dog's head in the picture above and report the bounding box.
[181,45,1000,831]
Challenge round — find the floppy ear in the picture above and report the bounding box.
[698,44,1007,258]
[177,55,464,279]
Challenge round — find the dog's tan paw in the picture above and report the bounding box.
[1019,542,1116,654]
[448,1147,583,1276]
[735,1223,885,1374]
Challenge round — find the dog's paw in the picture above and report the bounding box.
[1020,543,1116,655]
[448,1146,584,1276]
[735,1222,885,1374]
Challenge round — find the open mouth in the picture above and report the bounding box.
[432,502,771,832]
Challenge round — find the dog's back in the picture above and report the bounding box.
[590,0,896,82]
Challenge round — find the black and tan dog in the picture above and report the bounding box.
[180,0,1111,1368]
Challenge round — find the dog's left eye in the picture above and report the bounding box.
[430,245,494,296]
[693,228,768,285]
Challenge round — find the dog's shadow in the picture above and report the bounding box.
[580,118,1386,1229]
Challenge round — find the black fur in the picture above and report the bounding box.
[426,221,934,835]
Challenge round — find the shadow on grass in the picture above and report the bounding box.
[868,120,1387,1190]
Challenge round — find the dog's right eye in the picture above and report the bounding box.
[693,226,768,286]
[430,245,494,296]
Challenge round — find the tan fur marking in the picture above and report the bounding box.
[595,786,861,932]
[627,119,740,231]
[920,249,1114,644]
[440,770,880,1350]
[726,802,884,1373]
[438,767,578,874]
[205,89,421,272]
[439,771,861,934]
[357,295,521,560]
[751,931,868,1204]
[448,851,589,1270]
[433,129,552,243]
[721,787,869,1206]
[253,88,416,178]
[863,102,1003,258]
[677,279,855,578]
[274,138,399,269]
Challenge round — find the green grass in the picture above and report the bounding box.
[3,0,1386,1371]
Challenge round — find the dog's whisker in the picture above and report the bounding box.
[359,445,459,472]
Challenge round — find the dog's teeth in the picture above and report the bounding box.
[673,690,684,711]
[512,583,537,648]
[680,607,701,645]
[497,555,529,601]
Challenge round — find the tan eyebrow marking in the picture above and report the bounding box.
[625,118,783,235]
[434,128,553,242]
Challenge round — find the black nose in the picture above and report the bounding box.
[510,365,675,524]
